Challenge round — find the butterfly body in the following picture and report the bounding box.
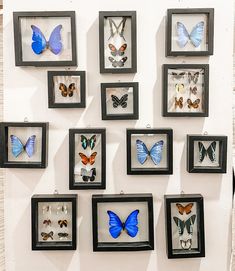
[111,94,128,108]
[10,135,36,158]
[198,141,216,163]
[81,135,96,150]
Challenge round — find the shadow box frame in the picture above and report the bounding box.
[187,134,228,173]
[92,193,154,252]
[69,128,106,190]
[31,194,77,250]
[166,8,214,57]
[0,122,49,168]
[13,11,77,67]
[99,11,137,74]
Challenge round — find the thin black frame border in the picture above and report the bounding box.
[92,193,154,251]
[13,11,77,67]
[101,82,139,120]
[162,64,209,117]
[99,11,137,74]
[69,128,106,190]
[187,135,228,173]
[31,194,77,250]
[48,71,86,108]
[0,122,49,168]
[166,8,214,57]
[164,194,205,259]
[126,128,173,175]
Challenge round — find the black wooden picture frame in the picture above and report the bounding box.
[48,71,86,108]
[0,122,49,168]
[126,128,173,175]
[99,11,137,73]
[164,194,205,259]
[162,64,209,117]
[31,194,77,250]
[13,11,77,67]
[101,82,139,120]
[69,128,106,190]
[166,8,214,56]
[187,134,227,173]
[92,193,154,251]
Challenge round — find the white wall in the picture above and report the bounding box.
[3,0,233,270]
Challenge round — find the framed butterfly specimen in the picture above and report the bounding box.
[99,11,137,73]
[48,71,86,108]
[69,128,106,189]
[162,64,209,117]
[92,193,154,251]
[126,128,173,175]
[13,11,77,66]
[166,8,214,56]
[31,194,77,250]
[101,82,139,120]
[187,135,227,173]
[0,122,48,168]
[164,194,205,258]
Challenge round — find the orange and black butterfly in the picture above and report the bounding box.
[175,97,183,109]
[109,43,127,56]
[187,98,200,109]
[58,220,68,228]
[59,83,76,97]
[176,203,194,215]
[79,152,97,165]
[41,231,53,240]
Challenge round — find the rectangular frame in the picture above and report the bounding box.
[99,11,137,73]
[187,134,228,173]
[31,194,77,250]
[13,11,77,67]
[92,193,154,251]
[0,122,49,168]
[164,194,205,259]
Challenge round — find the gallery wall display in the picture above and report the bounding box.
[99,11,137,73]
[0,122,49,168]
[164,194,205,259]
[187,134,228,173]
[166,8,214,56]
[126,128,173,175]
[92,193,154,251]
[31,194,77,250]
[162,64,209,117]
[69,128,106,190]
[101,82,139,120]
[13,11,77,66]
[48,71,86,108]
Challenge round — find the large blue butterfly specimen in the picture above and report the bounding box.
[136,139,164,165]
[107,209,139,239]
[31,25,63,55]
[176,21,204,48]
[10,135,36,158]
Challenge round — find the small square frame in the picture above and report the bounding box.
[69,128,106,190]
[101,82,139,120]
[92,193,154,251]
[162,64,209,117]
[0,122,49,168]
[13,11,77,67]
[31,194,77,250]
[187,134,228,173]
[48,71,86,108]
[166,8,214,56]
[127,128,173,175]
[164,194,205,259]
[99,11,137,73]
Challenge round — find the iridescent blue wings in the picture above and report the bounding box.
[25,135,36,157]
[48,25,63,55]
[107,210,123,238]
[149,140,164,165]
[124,209,139,238]
[10,135,36,158]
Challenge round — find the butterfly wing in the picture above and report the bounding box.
[198,142,207,163]
[176,22,190,48]
[108,57,118,67]
[79,153,89,165]
[31,25,47,55]
[89,152,97,165]
[81,135,88,150]
[10,135,24,158]
[68,83,75,97]
[124,209,139,238]
[48,25,63,55]
[107,210,123,238]
[149,140,164,165]
[118,43,127,56]
[207,141,216,162]
[111,95,121,108]
[175,83,184,94]
[173,217,185,235]
[108,44,118,56]
[184,203,194,215]
[190,86,197,95]
[118,57,128,67]
[119,94,128,108]
[136,139,149,165]
[25,135,36,157]
[185,215,196,234]
[172,72,185,80]
[176,203,185,215]
[89,135,96,150]
[190,21,204,48]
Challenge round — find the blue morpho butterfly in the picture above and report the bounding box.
[107,209,139,239]
[31,25,62,55]
[81,135,96,150]
[10,135,36,158]
[136,139,164,165]
[176,21,204,48]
